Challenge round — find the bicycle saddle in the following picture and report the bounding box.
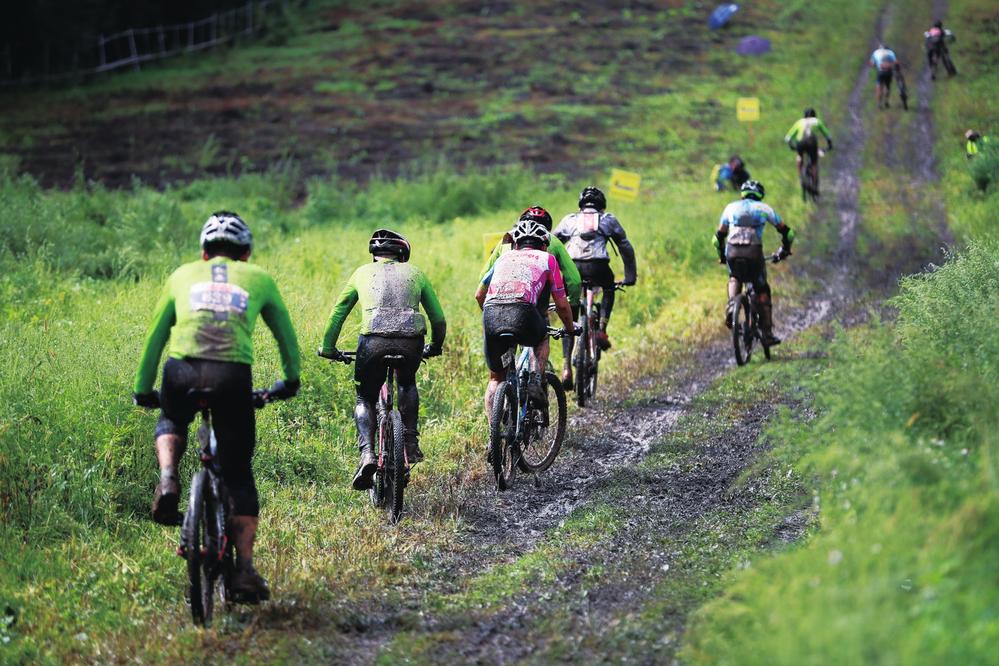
[383,354,406,366]
[186,388,215,407]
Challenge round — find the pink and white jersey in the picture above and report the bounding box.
[483,248,565,306]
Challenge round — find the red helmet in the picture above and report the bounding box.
[519,205,553,231]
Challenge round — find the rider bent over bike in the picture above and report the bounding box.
[784,108,833,193]
[714,181,794,347]
[475,218,576,419]
[320,230,446,491]
[553,186,637,387]
[869,44,898,109]
[133,211,302,602]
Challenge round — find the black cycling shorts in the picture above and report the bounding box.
[876,69,893,86]
[796,135,819,163]
[354,334,423,402]
[156,357,259,516]
[575,259,616,288]
[726,248,769,294]
[482,303,546,373]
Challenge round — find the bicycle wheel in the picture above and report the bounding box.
[574,313,589,408]
[198,478,228,625]
[369,409,388,509]
[489,381,517,490]
[389,410,406,523]
[518,372,567,473]
[732,295,754,366]
[183,469,208,627]
[589,304,601,400]
[943,52,957,76]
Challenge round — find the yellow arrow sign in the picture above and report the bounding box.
[736,97,760,122]
[609,169,641,201]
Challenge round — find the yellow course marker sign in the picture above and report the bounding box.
[736,97,760,122]
[609,169,641,201]
[483,231,507,260]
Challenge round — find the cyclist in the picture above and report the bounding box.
[554,186,637,386]
[965,129,990,159]
[713,180,794,347]
[924,20,955,79]
[320,229,446,491]
[713,155,751,192]
[475,218,576,418]
[784,108,834,196]
[132,211,302,602]
[869,44,898,109]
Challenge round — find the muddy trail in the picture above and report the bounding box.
[303,4,954,663]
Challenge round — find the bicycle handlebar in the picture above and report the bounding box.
[317,348,356,364]
[547,326,582,340]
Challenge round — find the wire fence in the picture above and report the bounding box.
[1,0,285,88]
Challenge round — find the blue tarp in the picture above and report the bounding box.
[736,35,772,55]
[708,3,739,30]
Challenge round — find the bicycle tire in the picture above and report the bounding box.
[489,381,517,490]
[389,410,406,523]
[199,477,228,625]
[589,303,601,400]
[733,294,754,366]
[369,409,388,509]
[518,372,567,473]
[574,312,589,408]
[184,468,208,627]
[943,52,956,76]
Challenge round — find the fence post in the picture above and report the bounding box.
[127,29,140,71]
[188,21,194,50]
[211,13,218,44]
[158,26,166,55]
[98,34,106,70]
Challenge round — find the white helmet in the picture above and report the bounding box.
[510,218,550,248]
[200,211,252,250]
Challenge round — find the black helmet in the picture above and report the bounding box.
[803,107,816,118]
[740,179,765,201]
[578,186,606,211]
[368,228,411,262]
[519,205,553,231]
[933,19,943,28]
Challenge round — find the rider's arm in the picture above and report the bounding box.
[475,265,493,310]
[133,281,177,394]
[552,217,571,243]
[548,236,581,307]
[605,214,637,285]
[260,275,302,382]
[784,121,800,146]
[320,273,359,354]
[771,211,795,252]
[419,273,447,351]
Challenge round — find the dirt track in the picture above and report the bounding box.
[312,3,955,662]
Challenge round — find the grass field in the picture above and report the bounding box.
[3,0,996,661]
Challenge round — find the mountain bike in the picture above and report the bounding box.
[894,64,909,110]
[490,327,573,490]
[573,282,625,408]
[928,45,957,79]
[321,349,419,523]
[799,149,821,202]
[178,386,280,627]
[730,252,786,366]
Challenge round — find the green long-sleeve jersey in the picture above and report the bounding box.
[479,235,581,306]
[134,257,301,393]
[321,259,446,353]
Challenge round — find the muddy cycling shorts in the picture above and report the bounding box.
[726,246,770,295]
[354,334,423,402]
[876,69,894,87]
[482,303,547,373]
[795,135,819,163]
[156,357,259,516]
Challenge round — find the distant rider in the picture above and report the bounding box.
[784,108,833,194]
[133,211,302,603]
[869,44,898,109]
[924,19,955,78]
[965,129,990,159]
[554,186,637,386]
[714,155,751,192]
[713,181,794,347]
[475,218,576,417]
[320,230,446,490]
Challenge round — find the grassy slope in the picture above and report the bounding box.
[683,0,999,663]
[3,0,971,661]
